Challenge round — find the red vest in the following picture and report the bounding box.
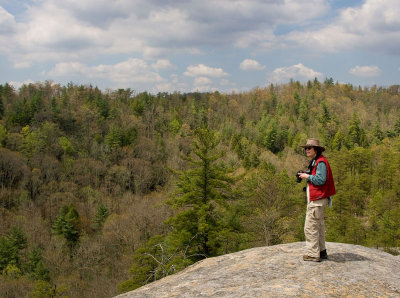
[309,155,336,201]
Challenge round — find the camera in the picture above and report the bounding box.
[296,170,310,183]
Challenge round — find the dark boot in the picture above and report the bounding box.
[320,249,328,260]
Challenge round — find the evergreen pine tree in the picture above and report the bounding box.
[121,127,246,293]
[52,204,81,249]
[0,95,4,119]
[93,203,110,230]
[0,227,27,271]
[394,115,400,136]
[347,112,368,148]
[166,127,243,259]
[331,128,344,151]
[0,124,7,147]
[24,247,50,281]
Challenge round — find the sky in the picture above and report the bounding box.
[0,0,399,93]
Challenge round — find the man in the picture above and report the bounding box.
[298,138,336,262]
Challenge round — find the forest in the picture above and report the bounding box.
[0,79,400,297]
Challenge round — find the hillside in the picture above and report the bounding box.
[1,81,400,297]
[117,242,400,297]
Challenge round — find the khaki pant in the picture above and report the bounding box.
[304,198,328,258]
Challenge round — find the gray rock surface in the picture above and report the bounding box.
[116,242,400,297]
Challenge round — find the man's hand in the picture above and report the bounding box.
[299,173,309,180]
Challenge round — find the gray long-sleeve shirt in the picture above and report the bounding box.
[307,161,326,186]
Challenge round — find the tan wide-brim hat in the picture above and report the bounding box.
[300,138,325,152]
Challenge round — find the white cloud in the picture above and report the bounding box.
[220,79,233,86]
[191,76,214,92]
[2,0,396,92]
[240,59,266,71]
[151,59,173,70]
[8,79,35,90]
[155,82,175,93]
[0,6,18,53]
[0,6,16,34]
[170,74,179,84]
[45,58,163,84]
[14,61,31,69]
[349,65,381,77]
[46,62,88,76]
[184,64,228,77]
[2,0,330,66]
[21,2,107,50]
[194,76,212,85]
[93,58,163,83]
[192,85,217,92]
[269,63,323,83]
[284,0,400,54]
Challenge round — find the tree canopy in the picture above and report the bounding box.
[0,80,400,296]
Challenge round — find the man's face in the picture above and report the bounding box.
[306,146,316,159]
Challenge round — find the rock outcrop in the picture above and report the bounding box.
[116,242,400,297]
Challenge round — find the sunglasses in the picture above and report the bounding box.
[305,146,314,150]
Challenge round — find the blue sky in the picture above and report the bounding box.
[0,0,399,93]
